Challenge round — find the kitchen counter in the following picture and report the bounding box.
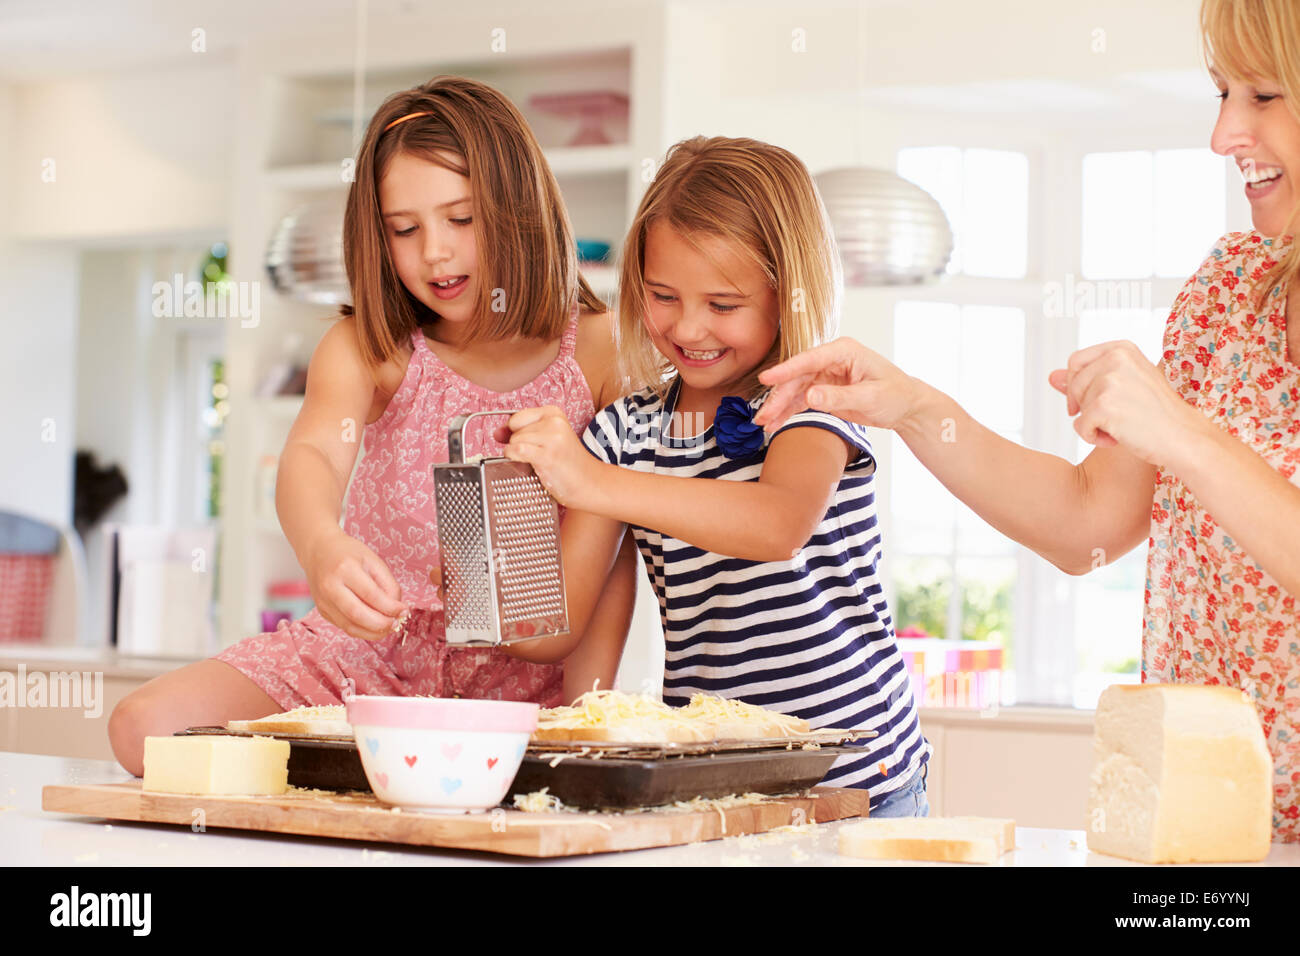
[5,751,1298,866]
[0,646,194,679]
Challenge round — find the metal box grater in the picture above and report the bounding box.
[433,410,569,646]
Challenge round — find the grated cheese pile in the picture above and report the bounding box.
[535,689,810,743]
[512,787,565,813]
[676,693,810,738]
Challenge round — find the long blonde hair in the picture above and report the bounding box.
[1202,0,1300,312]
[616,135,843,400]
[339,75,605,368]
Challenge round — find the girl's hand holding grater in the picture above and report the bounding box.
[502,405,601,509]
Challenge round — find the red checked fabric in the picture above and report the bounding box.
[0,554,54,642]
[215,307,593,711]
[1145,230,1299,841]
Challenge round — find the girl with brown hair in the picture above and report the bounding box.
[108,76,637,777]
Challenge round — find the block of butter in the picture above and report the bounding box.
[1087,683,1272,864]
[838,817,1016,864]
[142,735,291,796]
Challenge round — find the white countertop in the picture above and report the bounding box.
[6,750,1298,867]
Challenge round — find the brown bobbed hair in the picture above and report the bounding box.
[615,135,843,401]
[339,74,605,368]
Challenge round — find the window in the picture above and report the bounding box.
[888,142,1227,711]
[1082,149,1226,279]
[1068,306,1167,706]
[890,302,1025,673]
[898,147,1029,278]
[1070,150,1226,707]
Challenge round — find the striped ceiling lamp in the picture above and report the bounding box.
[814,167,954,286]
[264,198,350,306]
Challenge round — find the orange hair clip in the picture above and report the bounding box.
[384,110,433,132]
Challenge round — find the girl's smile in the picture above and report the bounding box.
[641,220,779,410]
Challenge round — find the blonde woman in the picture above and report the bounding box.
[501,135,933,817]
[756,0,1300,841]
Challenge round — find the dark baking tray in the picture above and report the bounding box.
[178,728,872,807]
[504,743,870,810]
[179,727,371,792]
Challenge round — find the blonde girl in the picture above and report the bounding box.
[502,136,932,817]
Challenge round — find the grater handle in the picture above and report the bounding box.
[447,409,520,464]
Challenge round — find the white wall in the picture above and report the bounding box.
[75,247,219,646]
[0,80,81,525]
[8,62,236,241]
[0,241,80,525]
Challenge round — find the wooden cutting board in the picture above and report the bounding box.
[42,782,867,858]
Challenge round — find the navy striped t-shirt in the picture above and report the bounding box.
[581,377,931,805]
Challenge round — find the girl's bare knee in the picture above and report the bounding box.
[107,661,281,777]
[108,692,155,777]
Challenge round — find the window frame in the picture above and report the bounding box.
[872,126,1244,709]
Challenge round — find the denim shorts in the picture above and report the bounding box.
[869,760,930,818]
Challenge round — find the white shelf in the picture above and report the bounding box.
[581,263,618,297]
[546,143,633,176]
[263,163,351,191]
[264,143,631,191]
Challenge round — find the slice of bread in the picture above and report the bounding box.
[838,817,1016,864]
[226,705,351,737]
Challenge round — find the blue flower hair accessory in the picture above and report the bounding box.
[714,395,766,459]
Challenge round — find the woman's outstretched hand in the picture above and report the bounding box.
[1049,340,1199,467]
[754,336,922,433]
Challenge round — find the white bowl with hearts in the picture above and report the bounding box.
[346,695,539,813]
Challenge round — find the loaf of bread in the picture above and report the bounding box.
[226,705,351,737]
[838,817,1016,864]
[1087,683,1272,864]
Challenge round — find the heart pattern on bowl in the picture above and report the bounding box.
[440,777,463,794]
[487,757,498,770]
[365,737,380,755]
[404,754,418,768]
[440,743,462,761]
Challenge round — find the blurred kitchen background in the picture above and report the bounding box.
[0,0,1250,819]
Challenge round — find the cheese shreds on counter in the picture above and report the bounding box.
[533,689,811,743]
[142,735,290,796]
[1086,683,1272,864]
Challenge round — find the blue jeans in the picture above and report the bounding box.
[869,760,930,818]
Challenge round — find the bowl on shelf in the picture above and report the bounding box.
[345,695,539,813]
[528,91,628,146]
[576,239,611,263]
